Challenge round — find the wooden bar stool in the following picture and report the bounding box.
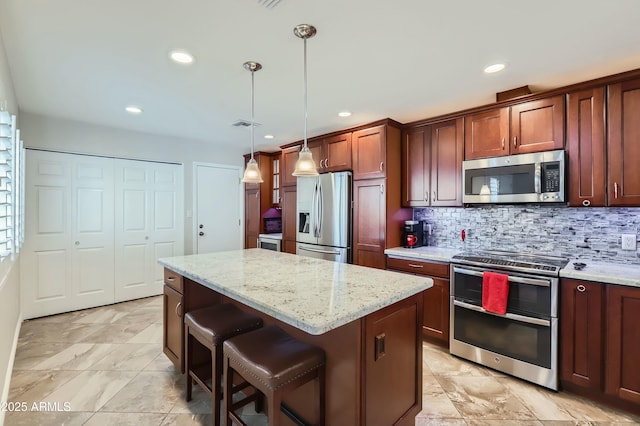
[223,325,326,426]
[184,304,263,426]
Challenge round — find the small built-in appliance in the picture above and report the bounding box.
[258,234,282,252]
[449,250,569,390]
[462,150,565,204]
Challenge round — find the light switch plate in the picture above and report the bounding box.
[621,234,637,251]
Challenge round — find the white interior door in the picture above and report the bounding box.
[194,163,242,254]
[22,150,115,319]
[114,159,183,302]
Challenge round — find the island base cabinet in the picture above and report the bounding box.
[163,285,184,373]
[365,295,423,426]
[605,285,640,405]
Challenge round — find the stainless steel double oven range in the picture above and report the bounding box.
[449,250,569,390]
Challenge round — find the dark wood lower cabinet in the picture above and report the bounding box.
[163,284,184,373]
[560,278,640,416]
[560,279,603,390]
[605,285,640,405]
[386,256,450,346]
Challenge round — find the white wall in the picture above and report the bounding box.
[0,28,21,426]
[19,112,246,254]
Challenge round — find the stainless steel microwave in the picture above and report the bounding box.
[462,150,565,204]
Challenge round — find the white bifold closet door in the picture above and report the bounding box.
[114,159,183,302]
[21,150,183,319]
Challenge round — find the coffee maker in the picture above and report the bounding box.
[402,220,424,248]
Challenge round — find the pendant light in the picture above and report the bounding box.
[292,24,319,176]
[242,61,264,183]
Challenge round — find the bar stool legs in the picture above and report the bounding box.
[183,304,263,426]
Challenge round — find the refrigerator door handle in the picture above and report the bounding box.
[317,182,323,237]
[311,180,318,238]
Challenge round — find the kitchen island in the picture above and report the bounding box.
[159,248,432,426]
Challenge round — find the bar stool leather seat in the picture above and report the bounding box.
[223,325,325,426]
[184,304,263,426]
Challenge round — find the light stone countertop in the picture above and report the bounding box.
[384,246,461,263]
[158,248,432,335]
[385,246,640,288]
[560,261,640,288]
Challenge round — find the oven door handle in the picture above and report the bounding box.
[452,267,551,287]
[453,300,551,327]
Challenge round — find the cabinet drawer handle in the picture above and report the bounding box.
[513,136,517,147]
[408,263,424,268]
[614,182,618,199]
[425,192,429,202]
[380,184,385,194]
[379,161,384,172]
[582,200,591,207]
[577,285,586,292]
[501,137,505,149]
[166,276,175,282]
[175,302,183,317]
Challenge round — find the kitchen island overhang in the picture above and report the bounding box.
[159,248,432,425]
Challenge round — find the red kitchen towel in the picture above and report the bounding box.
[482,271,509,314]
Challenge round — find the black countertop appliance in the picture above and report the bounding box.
[402,220,424,248]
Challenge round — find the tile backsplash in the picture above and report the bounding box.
[414,206,640,265]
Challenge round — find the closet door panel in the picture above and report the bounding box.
[70,156,115,311]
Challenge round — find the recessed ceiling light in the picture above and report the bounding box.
[484,63,506,74]
[264,134,274,139]
[338,111,352,117]
[125,105,143,115]
[169,49,195,65]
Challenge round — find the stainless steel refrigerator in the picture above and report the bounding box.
[296,171,352,263]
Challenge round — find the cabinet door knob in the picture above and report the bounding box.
[75,241,80,246]
[175,302,183,317]
[425,192,429,202]
[199,231,204,236]
[380,184,385,194]
[379,162,384,172]
[513,136,517,147]
[577,285,586,292]
[501,138,505,149]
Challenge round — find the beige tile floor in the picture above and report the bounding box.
[6,296,640,425]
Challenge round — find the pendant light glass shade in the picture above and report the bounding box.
[291,145,318,176]
[292,24,319,177]
[242,158,262,183]
[241,61,264,184]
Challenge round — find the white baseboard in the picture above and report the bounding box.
[0,314,22,426]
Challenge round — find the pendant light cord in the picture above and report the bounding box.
[251,68,256,160]
[303,37,308,149]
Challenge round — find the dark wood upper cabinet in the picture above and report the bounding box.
[309,132,352,172]
[280,145,300,187]
[402,119,463,207]
[464,108,509,160]
[352,125,387,180]
[605,284,640,405]
[567,87,607,207]
[510,95,565,154]
[431,119,463,206]
[608,78,640,206]
[402,126,430,206]
[464,96,564,159]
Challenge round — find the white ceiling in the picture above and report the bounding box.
[1,0,639,154]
